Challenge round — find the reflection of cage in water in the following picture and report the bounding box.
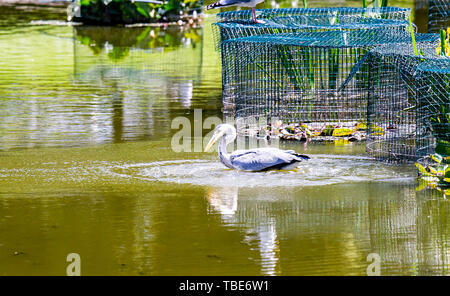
[207,185,450,275]
[221,30,438,134]
[428,0,450,33]
[213,7,412,51]
[73,26,203,83]
[366,44,449,162]
[72,26,204,141]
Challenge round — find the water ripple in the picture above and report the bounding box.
[106,154,415,188]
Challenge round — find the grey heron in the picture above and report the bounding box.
[204,124,310,171]
[206,0,265,23]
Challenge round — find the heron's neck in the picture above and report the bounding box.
[218,136,234,169]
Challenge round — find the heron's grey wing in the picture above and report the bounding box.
[213,0,254,7]
[229,148,300,171]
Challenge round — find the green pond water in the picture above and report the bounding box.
[0,2,449,276]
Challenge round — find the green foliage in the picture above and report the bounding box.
[328,48,339,91]
[430,104,450,156]
[135,3,150,18]
[440,29,446,56]
[302,0,307,9]
[362,0,388,8]
[416,153,450,196]
[277,45,303,91]
[409,17,418,56]
[75,0,202,24]
[107,47,130,61]
[275,45,316,93]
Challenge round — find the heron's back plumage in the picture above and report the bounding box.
[206,0,262,9]
[229,148,309,171]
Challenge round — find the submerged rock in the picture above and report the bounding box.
[262,121,373,142]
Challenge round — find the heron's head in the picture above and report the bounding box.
[204,124,236,152]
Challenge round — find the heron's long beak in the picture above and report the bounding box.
[204,131,224,152]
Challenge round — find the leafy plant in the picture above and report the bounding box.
[415,153,450,196]
[436,28,450,56]
[74,0,202,24]
[430,104,450,155]
[409,16,418,56]
[362,0,388,8]
[277,45,304,91]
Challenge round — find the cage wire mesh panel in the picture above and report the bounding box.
[366,43,448,162]
[216,7,411,23]
[213,17,414,51]
[428,0,450,33]
[221,31,438,140]
[416,60,450,157]
[213,7,412,51]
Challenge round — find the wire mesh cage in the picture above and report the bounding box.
[428,0,450,33]
[213,7,412,51]
[216,7,411,23]
[366,43,449,162]
[221,30,438,141]
[213,17,414,51]
[416,60,450,157]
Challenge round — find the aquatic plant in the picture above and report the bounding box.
[415,153,450,196]
[436,28,450,56]
[277,45,305,91]
[429,104,450,155]
[362,0,388,8]
[409,16,418,56]
[422,39,450,156]
[278,46,315,93]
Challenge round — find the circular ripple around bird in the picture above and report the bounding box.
[106,155,415,188]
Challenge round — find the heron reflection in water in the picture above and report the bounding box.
[204,124,310,172]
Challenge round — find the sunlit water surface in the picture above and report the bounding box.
[108,155,414,187]
[0,2,449,276]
